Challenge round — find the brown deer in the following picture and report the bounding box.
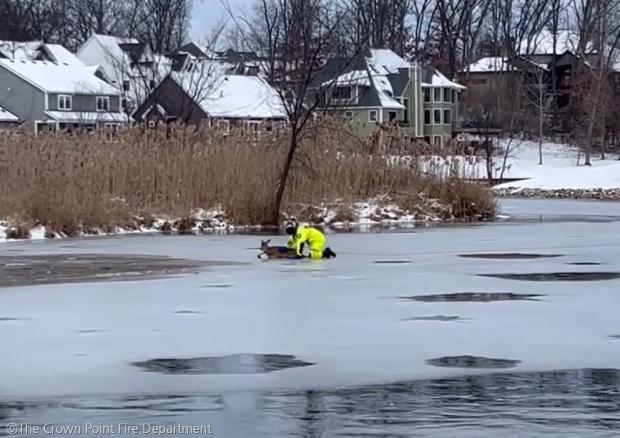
[258,239,300,259]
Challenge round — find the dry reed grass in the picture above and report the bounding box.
[0,121,495,234]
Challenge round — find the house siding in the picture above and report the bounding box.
[48,93,121,112]
[0,65,47,130]
[133,76,208,125]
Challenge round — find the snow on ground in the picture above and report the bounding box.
[493,140,620,190]
[418,140,620,192]
[1,199,620,400]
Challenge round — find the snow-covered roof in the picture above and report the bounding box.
[322,70,370,87]
[0,104,19,122]
[0,59,120,95]
[422,68,466,90]
[45,44,84,67]
[369,49,410,74]
[467,57,515,73]
[367,62,405,110]
[90,34,140,58]
[45,111,128,123]
[172,62,287,119]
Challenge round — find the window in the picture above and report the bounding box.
[443,109,452,125]
[333,86,352,100]
[433,87,441,102]
[451,90,456,103]
[423,88,431,102]
[424,136,431,145]
[388,111,398,122]
[433,109,441,125]
[424,109,431,125]
[123,80,130,92]
[58,95,72,111]
[248,121,260,140]
[369,110,378,122]
[96,96,110,112]
[403,98,409,123]
[443,88,451,102]
[433,135,442,147]
[218,119,230,135]
[344,111,353,120]
[149,80,156,90]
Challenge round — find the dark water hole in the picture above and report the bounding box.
[0,254,244,288]
[132,353,315,375]
[400,292,542,302]
[403,315,466,322]
[373,260,412,264]
[480,272,620,282]
[566,262,602,266]
[200,284,233,289]
[3,369,619,436]
[460,253,562,260]
[172,310,203,315]
[74,329,104,334]
[427,355,521,369]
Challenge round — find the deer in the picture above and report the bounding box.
[257,239,300,259]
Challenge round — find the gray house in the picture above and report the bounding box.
[315,49,466,147]
[0,59,127,133]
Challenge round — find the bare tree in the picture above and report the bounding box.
[228,0,360,225]
[344,0,411,54]
[571,0,620,165]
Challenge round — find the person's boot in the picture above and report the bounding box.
[322,247,337,259]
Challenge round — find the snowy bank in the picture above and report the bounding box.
[0,195,479,243]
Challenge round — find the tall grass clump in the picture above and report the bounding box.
[0,121,495,231]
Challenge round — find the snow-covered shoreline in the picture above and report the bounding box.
[493,187,620,200]
[0,196,470,244]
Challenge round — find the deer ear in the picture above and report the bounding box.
[266,239,271,244]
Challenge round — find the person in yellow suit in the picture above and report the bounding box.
[285,221,336,260]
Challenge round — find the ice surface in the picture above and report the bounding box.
[1,199,620,401]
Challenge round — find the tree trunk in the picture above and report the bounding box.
[272,128,298,226]
[539,82,543,165]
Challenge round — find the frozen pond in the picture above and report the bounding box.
[1,199,620,437]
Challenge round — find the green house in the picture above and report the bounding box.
[314,49,466,147]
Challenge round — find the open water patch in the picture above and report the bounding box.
[200,284,234,289]
[480,272,620,282]
[460,253,562,260]
[373,260,413,265]
[0,254,244,288]
[427,355,521,369]
[565,262,602,266]
[132,353,315,375]
[400,292,542,302]
[403,315,467,322]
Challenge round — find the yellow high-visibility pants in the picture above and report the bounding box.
[308,233,325,260]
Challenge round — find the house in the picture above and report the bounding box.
[0,40,84,66]
[77,34,173,112]
[315,49,465,147]
[132,60,287,133]
[0,59,128,133]
[0,103,20,130]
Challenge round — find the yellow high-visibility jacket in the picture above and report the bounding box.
[286,224,326,259]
